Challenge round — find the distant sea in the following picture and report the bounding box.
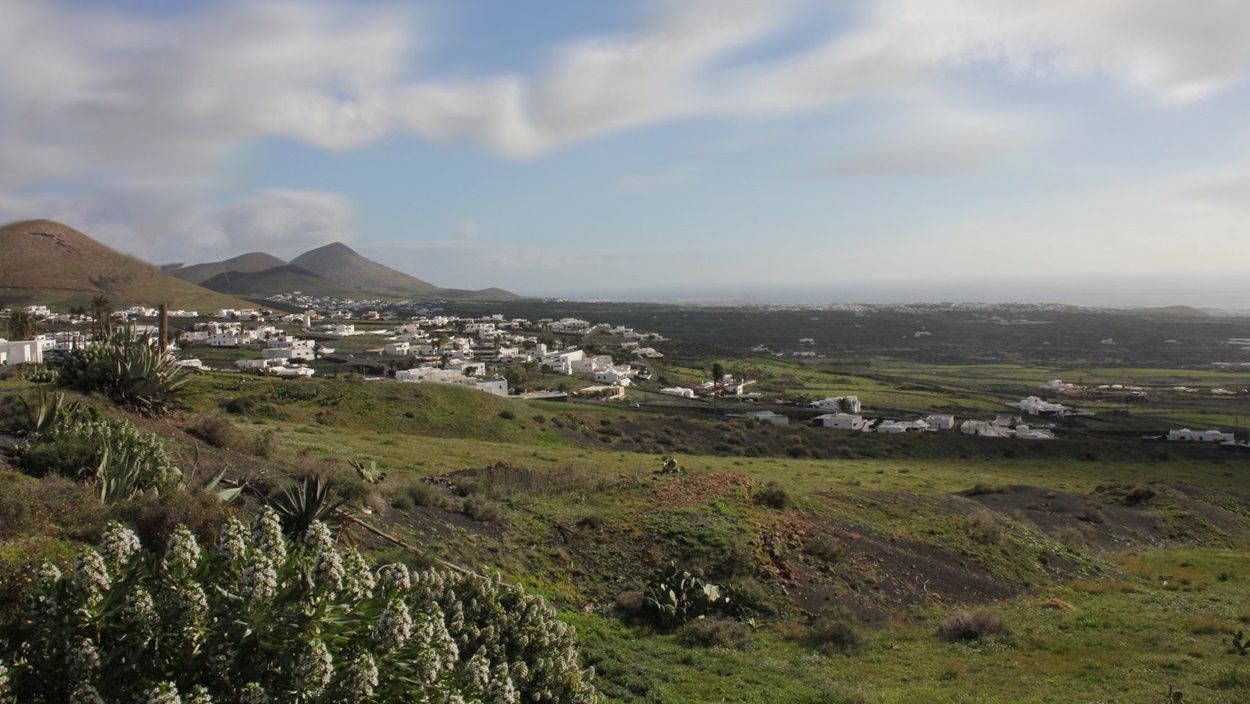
[544,274,1250,313]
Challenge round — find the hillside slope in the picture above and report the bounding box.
[0,220,252,310]
[199,264,344,297]
[170,252,287,285]
[290,242,441,296]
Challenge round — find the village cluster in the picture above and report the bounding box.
[2,300,1245,447]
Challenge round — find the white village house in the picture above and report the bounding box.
[814,413,866,430]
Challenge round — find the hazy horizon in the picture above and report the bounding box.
[534,273,1250,311]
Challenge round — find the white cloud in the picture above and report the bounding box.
[810,101,1045,176]
[3,0,1250,269]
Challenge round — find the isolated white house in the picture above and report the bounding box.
[0,339,42,366]
[660,387,696,399]
[1168,428,1235,443]
[474,379,509,396]
[1013,396,1067,415]
[814,413,866,430]
[593,368,633,386]
[960,420,1012,438]
[383,342,410,356]
[551,318,591,335]
[1014,425,1055,440]
[809,396,861,414]
[875,419,929,434]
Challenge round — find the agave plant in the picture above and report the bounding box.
[0,513,599,703]
[17,389,81,439]
[58,329,188,414]
[268,474,349,536]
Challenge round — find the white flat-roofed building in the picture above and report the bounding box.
[814,413,866,430]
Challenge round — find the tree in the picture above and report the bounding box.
[5,309,37,340]
[90,295,114,340]
[711,362,725,385]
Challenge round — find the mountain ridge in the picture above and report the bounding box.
[0,219,253,310]
[181,241,517,300]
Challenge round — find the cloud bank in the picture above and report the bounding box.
[1,0,1249,273]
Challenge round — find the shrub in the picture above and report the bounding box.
[675,619,752,650]
[109,488,235,549]
[388,478,446,511]
[640,563,743,628]
[461,495,504,523]
[805,608,864,654]
[186,413,246,451]
[58,331,189,414]
[0,474,106,543]
[14,408,179,499]
[1124,485,1156,506]
[966,510,1003,545]
[753,481,792,510]
[577,514,604,530]
[937,609,1010,642]
[1079,503,1106,524]
[498,409,517,420]
[223,395,258,415]
[2,512,598,703]
[804,535,846,565]
[725,577,780,617]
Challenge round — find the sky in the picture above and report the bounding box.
[2,0,1250,304]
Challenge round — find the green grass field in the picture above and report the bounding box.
[2,357,1247,703]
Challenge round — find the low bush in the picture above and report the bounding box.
[1124,485,1156,506]
[461,495,504,523]
[967,484,1010,496]
[0,473,106,542]
[14,407,179,499]
[186,413,245,450]
[804,535,846,565]
[754,481,792,510]
[804,608,864,654]
[966,510,1003,544]
[1079,504,1106,524]
[675,619,753,650]
[108,488,235,548]
[388,478,447,511]
[498,409,517,420]
[937,609,1010,642]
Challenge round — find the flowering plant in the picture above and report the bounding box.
[0,509,597,703]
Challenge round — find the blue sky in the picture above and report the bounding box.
[2,0,1250,303]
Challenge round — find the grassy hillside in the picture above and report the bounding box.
[0,219,252,310]
[1,370,1247,703]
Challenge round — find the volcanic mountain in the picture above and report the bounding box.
[0,220,251,310]
[178,241,516,300]
[169,252,287,286]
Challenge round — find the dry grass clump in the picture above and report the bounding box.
[937,608,1010,642]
